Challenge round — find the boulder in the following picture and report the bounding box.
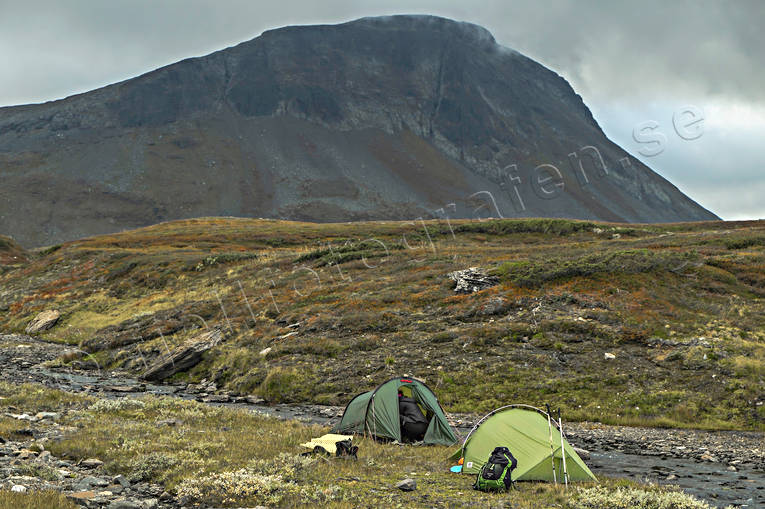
[75,476,109,490]
[395,478,417,491]
[141,328,224,381]
[80,458,104,468]
[113,475,131,488]
[25,310,61,334]
[448,267,499,294]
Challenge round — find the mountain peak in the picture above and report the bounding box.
[0,16,717,247]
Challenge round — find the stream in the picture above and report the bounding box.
[27,368,764,508]
[0,330,761,509]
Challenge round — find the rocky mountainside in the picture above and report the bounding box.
[0,235,26,266]
[0,15,718,247]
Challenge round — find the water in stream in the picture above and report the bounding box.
[588,449,763,508]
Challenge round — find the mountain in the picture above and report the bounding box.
[0,15,718,247]
[0,235,26,266]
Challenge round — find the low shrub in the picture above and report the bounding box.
[575,485,727,509]
[494,249,697,288]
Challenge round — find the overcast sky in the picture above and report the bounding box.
[1,0,763,220]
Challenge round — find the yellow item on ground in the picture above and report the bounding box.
[300,434,353,455]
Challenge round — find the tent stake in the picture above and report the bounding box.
[545,403,557,484]
[558,408,569,488]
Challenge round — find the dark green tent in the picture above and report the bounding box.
[332,377,458,446]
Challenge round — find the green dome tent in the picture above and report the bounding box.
[450,405,596,482]
[332,377,458,446]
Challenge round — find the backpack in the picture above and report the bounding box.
[334,439,358,459]
[473,447,517,492]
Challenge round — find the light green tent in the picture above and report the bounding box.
[450,405,596,482]
[332,377,458,446]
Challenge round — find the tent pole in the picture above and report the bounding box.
[558,408,569,488]
[545,403,557,484]
[371,397,377,442]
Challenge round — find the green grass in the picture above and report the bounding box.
[0,491,77,509]
[27,388,719,508]
[0,381,90,413]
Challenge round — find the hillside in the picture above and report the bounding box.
[0,235,26,266]
[0,217,762,431]
[0,15,717,248]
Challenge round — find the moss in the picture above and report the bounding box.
[259,366,318,403]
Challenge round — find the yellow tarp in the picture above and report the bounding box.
[300,434,353,455]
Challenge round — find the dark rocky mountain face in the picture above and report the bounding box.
[0,15,717,247]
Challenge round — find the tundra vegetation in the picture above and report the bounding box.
[0,381,734,508]
[0,218,762,432]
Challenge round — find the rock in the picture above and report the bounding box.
[67,491,96,505]
[727,465,737,472]
[81,458,104,468]
[16,449,37,460]
[395,478,417,491]
[141,328,225,381]
[11,485,27,493]
[8,412,36,421]
[448,268,499,294]
[245,395,265,405]
[75,476,110,490]
[604,352,616,360]
[108,500,141,509]
[35,411,59,420]
[114,475,131,488]
[201,394,230,403]
[666,474,678,481]
[106,385,140,393]
[572,447,591,460]
[25,310,61,334]
[259,347,272,356]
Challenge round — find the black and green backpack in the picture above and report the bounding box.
[473,446,517,492]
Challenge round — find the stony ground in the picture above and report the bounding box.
[1,333,762,508]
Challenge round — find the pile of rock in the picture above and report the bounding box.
[448,267,499,294]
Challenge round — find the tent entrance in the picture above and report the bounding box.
[397,384,432,420]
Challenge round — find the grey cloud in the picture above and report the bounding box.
[2,1,763,107]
